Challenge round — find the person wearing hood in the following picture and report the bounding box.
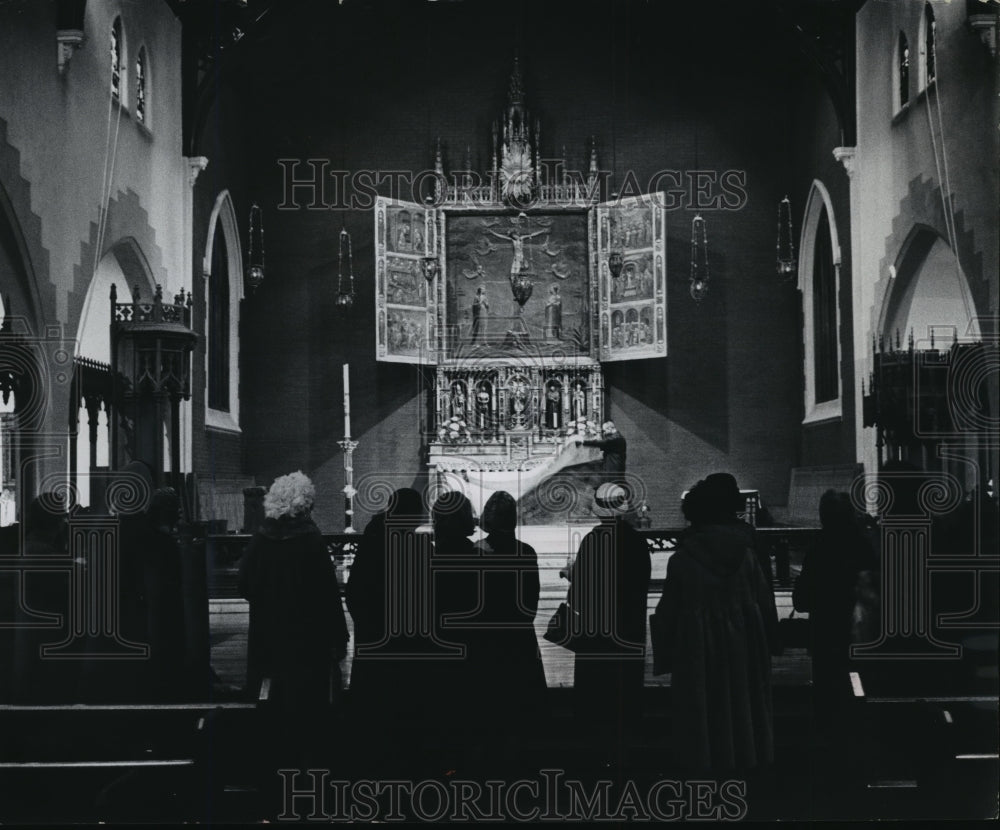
[239,471,348,761]
[793,489,876,727]
[653,475,779,773]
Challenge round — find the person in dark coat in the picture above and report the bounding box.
[793,490,876,726]
[698,472,774,582]
[578,420,627,490]
[238,471,349,762]
[345,488,431,735]
[424,491,481,768]
[472,491,547,741]
[653,477,779,773]
[568,483,651,747]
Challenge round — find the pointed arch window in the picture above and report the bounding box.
[135,47,148,125]
[812,206,838,404]
[896,32,910,111]
[208,222,231,412]
[922,4,936,88]
[799,181,843,423]
[111,16,125,103]
[204,191,244,432]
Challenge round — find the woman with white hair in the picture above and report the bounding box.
[238,471,349,762]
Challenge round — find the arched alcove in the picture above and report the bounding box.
[881,227,980,348]
[76,237,157,363]
[72,239,157,507]
[798,179,843,424]
[203,190,244,432]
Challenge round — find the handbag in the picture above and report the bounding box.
[778,608,810,651]
[543,602,580,651]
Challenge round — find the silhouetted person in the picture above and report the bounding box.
[793,490,876,728]
[697,472,774,582]
[568,483,651,751]
[653,477,779,774]
[472,491,547,751]
[239,471,349,765]
[577,420,627,493]
[346,487,431,762]
[425,491,481,769]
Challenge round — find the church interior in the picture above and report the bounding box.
[0,0,998,822]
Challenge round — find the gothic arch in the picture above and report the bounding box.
[67,187,168,349]
[75,236,158,363]
[873,175,987,341]
[798,179,843,423]
[0,117,49,335]
[877,225,979,346]
[203,189,243,431]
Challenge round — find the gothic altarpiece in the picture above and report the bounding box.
[374,61,667,508]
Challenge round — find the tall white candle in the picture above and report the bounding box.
[343,363,351,438]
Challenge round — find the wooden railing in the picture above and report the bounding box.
[205,526,818,597]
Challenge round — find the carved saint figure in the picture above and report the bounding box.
[451,382,467,419]
[544,285,563,340]
[545,382,562,430]
[572,382,587,421]
[471,286,489,343]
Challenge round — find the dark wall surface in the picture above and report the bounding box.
[221,0,848,528]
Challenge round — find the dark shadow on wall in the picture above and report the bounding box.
[603,233,730,456]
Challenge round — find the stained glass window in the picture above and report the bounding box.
[924,4,936,85]
[209,223,231,412]
[898,32,910,108]
[812,205,838,404]
[111,17,123,101]
[136,48,147,124]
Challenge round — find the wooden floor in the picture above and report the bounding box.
[211,554,812,691]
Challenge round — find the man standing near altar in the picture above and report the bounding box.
[577,420,627,493]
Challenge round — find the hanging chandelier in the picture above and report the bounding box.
[335,226,355,309]
[776,195,797,279]
[689,213,709,302]
[247,203,265,292]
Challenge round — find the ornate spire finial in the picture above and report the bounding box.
[508,53,524,104]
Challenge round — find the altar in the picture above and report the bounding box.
[373,58,668,511]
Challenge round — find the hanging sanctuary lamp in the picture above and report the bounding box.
[776,195,797,278]
[335,224,355,309]
[247,203,265,292]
